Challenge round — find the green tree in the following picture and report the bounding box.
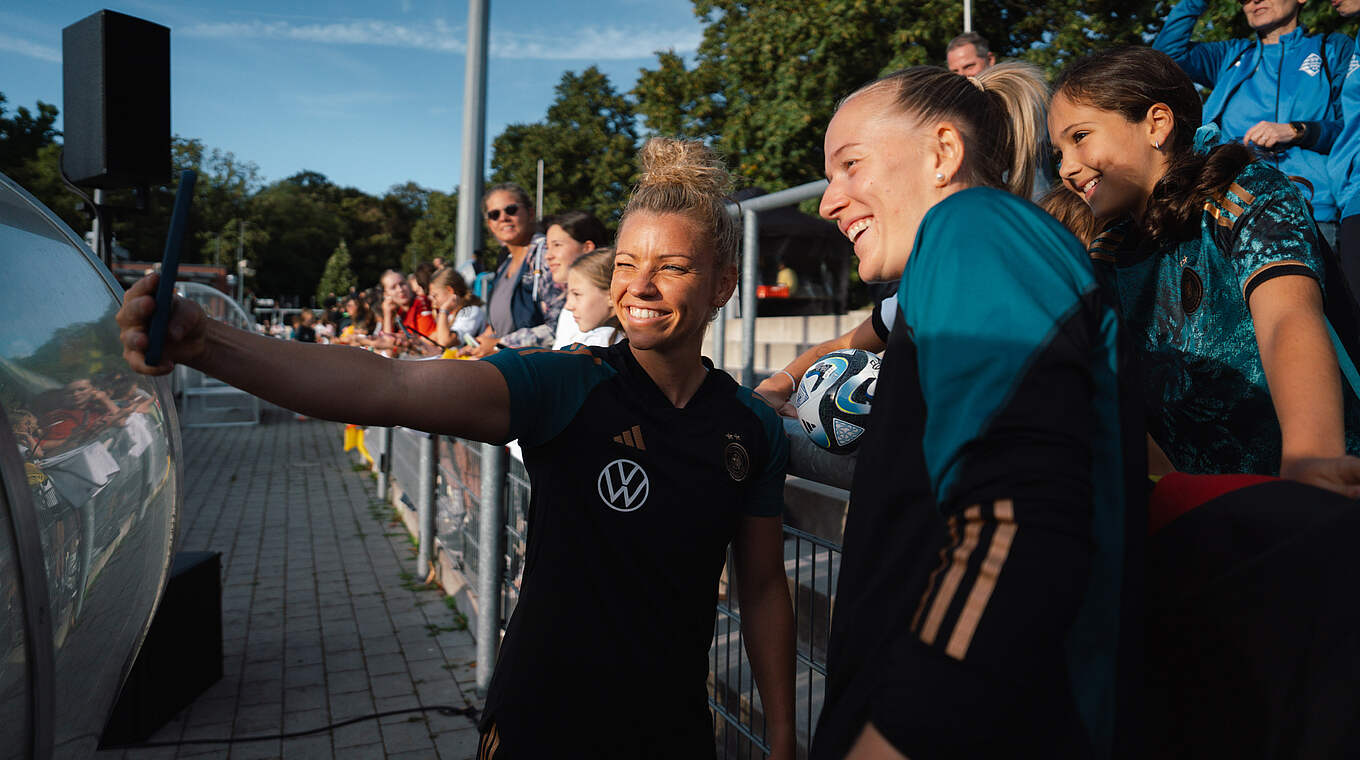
[406,189,459,271]
[0,93,60,184]
[316,239,358,301]
[248,171,345,300]
[490,67,638,224]
[636,0,1332,190]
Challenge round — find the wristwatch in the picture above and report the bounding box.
[1291,121,1309,144]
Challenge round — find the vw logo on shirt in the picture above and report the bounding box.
[597,458,650,512]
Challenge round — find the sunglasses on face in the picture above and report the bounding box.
[486,204,520,221]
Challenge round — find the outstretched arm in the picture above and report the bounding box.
[733,514,795,760]
[753,316,885,416]
[1151,0,1234,88]
[118,273,510,442]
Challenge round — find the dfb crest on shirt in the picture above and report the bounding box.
[1300,53,1323,77]
[725,441,750,482]
[1180,267,1203,316]
[597,458,650,512]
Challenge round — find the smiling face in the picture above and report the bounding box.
[611,211,735,354]
[545,224,595,283]
[566,268,614,332]
[1048,91,1171,222]
[1241,0,1305,32]
[483,190,534,247]
[819,88,950,283]
[381,271,413,309]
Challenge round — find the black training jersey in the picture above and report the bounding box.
[479,341,787,758]
[812,188,1145,759]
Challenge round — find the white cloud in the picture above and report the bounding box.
[0,33,60,63]
[181,17,699,60]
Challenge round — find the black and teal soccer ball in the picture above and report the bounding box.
[793,348,879,455]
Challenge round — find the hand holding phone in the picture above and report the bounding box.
[145,169,197,366]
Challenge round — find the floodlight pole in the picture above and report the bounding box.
[964,0,972,32]
[454,0,491,269]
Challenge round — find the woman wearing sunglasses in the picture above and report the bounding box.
[465,183,565,356]
[1153,0,1352,247]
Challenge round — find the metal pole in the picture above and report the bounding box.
[416,432,438,579]
[376,427,394,500]
[454,0,491,269]
[741,208,760,388]
[92,188,110,267]
[964,0,972,32]
[237,220,246,304]
[475,442,507,696]
[535,159,544,221]
[714,306,727,371]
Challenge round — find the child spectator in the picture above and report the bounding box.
[294,308,317,343]
[429,267,488,351]
[556,248,623,349]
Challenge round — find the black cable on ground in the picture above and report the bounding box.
[112,704,478,748]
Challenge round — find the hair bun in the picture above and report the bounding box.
[637,138,732,199]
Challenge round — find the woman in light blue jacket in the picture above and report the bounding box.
[1154,0,1351,242]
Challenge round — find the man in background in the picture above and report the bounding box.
[946,32,995,76]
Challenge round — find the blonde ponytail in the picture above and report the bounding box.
[842,61,1049,197]
[622,138,740,271]
[974,61,1048,197]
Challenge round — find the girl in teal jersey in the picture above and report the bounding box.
[1049,46,1360,493]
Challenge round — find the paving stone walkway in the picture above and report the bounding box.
[96,406,482,760]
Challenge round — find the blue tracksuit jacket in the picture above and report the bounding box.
[1154,0,1352,222]
[1330,36,1360,219]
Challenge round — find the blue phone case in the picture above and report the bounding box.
[145,170,197,366]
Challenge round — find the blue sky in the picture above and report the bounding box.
[1,1,704,196]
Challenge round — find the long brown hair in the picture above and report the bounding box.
[843,61,1048,198]
[1053,46,1252,246]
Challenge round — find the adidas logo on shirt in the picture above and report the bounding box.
[1350,54,1359,77]
[613,425,646,450]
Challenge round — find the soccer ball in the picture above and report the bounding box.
[793,349,879,455]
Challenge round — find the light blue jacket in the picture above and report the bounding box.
[1154,0,1352,221]
[1329,36,1360,219]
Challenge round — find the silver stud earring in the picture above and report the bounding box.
[1154,140,1162,150]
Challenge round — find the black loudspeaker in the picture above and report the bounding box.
[61,10,171,189]
[99,551,223,747]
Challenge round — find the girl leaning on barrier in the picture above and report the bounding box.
[1049,45,1360,754]
[115,137,795,760]
[809,63,1143,759]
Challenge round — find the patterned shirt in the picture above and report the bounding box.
[1090,161,1360,475]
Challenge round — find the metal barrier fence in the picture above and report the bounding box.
[363,177,848,756]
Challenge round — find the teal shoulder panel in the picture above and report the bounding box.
[733,386,790,517]
[899,187,1097,504]
[482,346,618,448]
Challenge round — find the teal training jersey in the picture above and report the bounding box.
[1090,160,1360,476]
[814,187,1144,759]
[478,341,787,759]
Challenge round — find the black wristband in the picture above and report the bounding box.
[1291,121,1310,145]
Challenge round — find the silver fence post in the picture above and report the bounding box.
[741,207,760,388]
[453,0,490,269]
[476,442,507,696]
[416,432,438,579]
[375,427,394,501]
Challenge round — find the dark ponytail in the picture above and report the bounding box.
[1053,46,1251,245]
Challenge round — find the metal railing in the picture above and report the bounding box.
[363,177,851,756]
